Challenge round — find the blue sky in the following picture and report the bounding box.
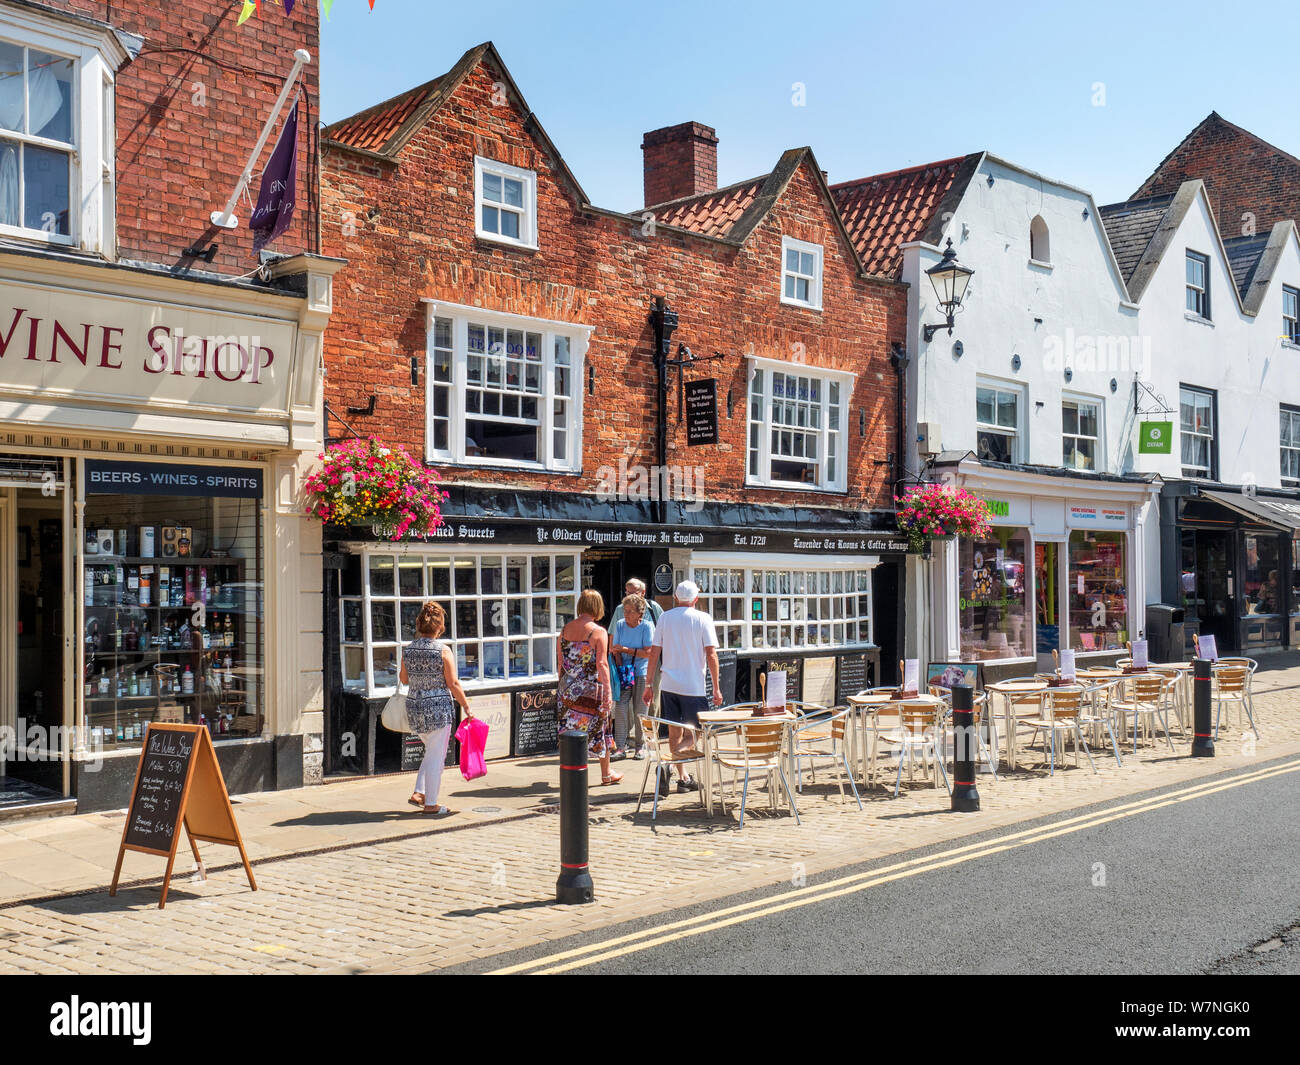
[319,0,1298,212]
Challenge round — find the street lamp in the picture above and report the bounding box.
[922,238,974,342]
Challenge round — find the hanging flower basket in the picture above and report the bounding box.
[303,437,449,542]
[895,484,993,555]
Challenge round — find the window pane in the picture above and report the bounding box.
[786,248,799,271]
[1063,403,1079,436]
[372,645,399,689]
[800,252,815,275]
[370,601,397,643]
[427,558,450,596]
[0,43,22,134]
[400,600,421,640]
[482,172,502,202]
[997,391,1017,428]
[500,210,520,240]
[369,555,395,597]
[976,388,995,424]
[482,204,499,233]
[24,145,70,235]
[342,599,364,643]
[503,177,523,207]
[1077,403,1098,437]
[555,556,575,591]
[29,52,74,143]
[398,557,423,597]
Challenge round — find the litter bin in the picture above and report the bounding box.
[1146,604,1185,663]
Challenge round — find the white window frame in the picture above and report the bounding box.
[975,378,1025,464]
[1186,250,1211,320]
[1281,405,1300,487]
[1179,384,1216,479]
[473,155,538,250]
[341,545,583,696]
[780,236,824,310]
[1283,285,1299,344]
[0,5,128,256]
[1062,393,1103,471]
[745,353,853,493]
[424,300,591,473]
[690,552,877,653]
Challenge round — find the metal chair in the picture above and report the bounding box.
[1213,665,1259,740]
[790,707,862,808]
[885,702,950,798]
[634,713,704,821]
[1109,674,1177,754]
[715,719,800,828]
[1020,685,1096,775]
[1076,679,1124,767]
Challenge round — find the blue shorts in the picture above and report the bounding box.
[661,690,708,726]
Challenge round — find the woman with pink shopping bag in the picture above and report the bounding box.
[399,602,470,816]
[456,714,489,781]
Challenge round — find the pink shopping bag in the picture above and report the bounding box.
[456,715,489,781]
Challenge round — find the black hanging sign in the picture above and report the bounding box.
[685,379,719,446]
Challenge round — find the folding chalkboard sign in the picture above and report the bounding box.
[109,723,256,909]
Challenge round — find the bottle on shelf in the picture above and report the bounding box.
[128,670,138,698]
[181,665,194,695]
[223,613,233,647]
[125,617,139,652]
[139,566,152,606]
[98,669,110,696]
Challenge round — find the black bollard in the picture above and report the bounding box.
[556,730,594,903]
[949,683,980,812]
[1191,657,1215,758]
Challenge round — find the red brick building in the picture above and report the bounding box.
[1133,111,1300,239]
[320,42,909,767]
[0,0,340,809]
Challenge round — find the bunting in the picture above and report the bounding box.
[236,0,373,24]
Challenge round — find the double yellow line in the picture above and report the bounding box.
[491,758,1300,975]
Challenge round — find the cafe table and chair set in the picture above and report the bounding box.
[631,656,1261,828]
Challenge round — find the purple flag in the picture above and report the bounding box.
[249,96,299,253]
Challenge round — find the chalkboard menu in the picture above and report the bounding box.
[837,653,869,703]
[754,656,803,703]
[124,727,197,853]
[514,688,559,756]
[704,649,738,705]
[401,733,426,771]
[685,379,719,446]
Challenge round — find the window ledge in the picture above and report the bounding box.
[778,296,823,313]
[473,234,539,253]
[1184,311,1214,327]
[427,458,581,477]
[1028,258,1053,272]
[1282,339,1300,352]
[745,477,846,495]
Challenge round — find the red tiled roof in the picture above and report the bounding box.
[324,78,441,155]
[831,155,979,277]
[648,178,766,238]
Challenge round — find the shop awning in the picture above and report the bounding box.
[1203,490,1300,532]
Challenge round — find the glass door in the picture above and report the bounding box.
[1034,541,1061,667]
[1190,529,1236,653]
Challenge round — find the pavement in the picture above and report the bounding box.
[0,659,1297,973]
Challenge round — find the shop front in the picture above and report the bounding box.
[0,249,340,811]
[930,460,1160,681]
[1159,484,1300,656]
[323,509,908,775]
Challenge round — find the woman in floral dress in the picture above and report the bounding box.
[556,588,621,785]
[400,601,469,815]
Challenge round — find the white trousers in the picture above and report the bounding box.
[415,725,452,802]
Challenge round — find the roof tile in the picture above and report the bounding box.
[647,178,766,239]
[324,79,440,155]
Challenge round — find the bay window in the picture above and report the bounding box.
[341,548,581,695]
[0,6,132,253]
[424,301,589,471]
[746,356,852,491]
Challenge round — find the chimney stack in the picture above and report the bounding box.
[641,121,719,208]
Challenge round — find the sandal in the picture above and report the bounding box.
[407,794,424,809]
[599,773,624,786]
[422,805,454,817]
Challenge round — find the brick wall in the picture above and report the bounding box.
[43,0,319,273]
[322,54,905,517]
[1133,114,1300,237]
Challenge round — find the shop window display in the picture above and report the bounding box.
[959,530,1030,661]
[1068,531,1127,651]
[82,477,264,749]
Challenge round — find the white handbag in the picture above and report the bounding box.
[381,687,410,732]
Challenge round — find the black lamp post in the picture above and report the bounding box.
[922,238,974,342]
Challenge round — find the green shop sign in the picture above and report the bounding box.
[1139,421,1173,454]
[982,498,1010,518]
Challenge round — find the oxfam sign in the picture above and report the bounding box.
[1138,421,1173,454]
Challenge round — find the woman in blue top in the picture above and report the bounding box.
[610,593,655,758]
[399,601,470,816]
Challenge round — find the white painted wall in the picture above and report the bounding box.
[903,155,1139,478]
[1126,193,1300,489]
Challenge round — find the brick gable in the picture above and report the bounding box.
[1133,112,1300,240]
[322,50,905,516]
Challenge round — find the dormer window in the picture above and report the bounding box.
[0,6,134,256]
[1030,215,1050,264]
[1186,250,1211,320]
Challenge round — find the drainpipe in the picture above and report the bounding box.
[889,342,909,495]
[650,297,678,526]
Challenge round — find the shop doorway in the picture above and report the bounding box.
[4,487,66,794]
[582,547,655,627]
[1034,541,1062,669]
[1182,528,1236,653]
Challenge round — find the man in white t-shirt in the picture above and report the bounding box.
[643,580,722,793]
